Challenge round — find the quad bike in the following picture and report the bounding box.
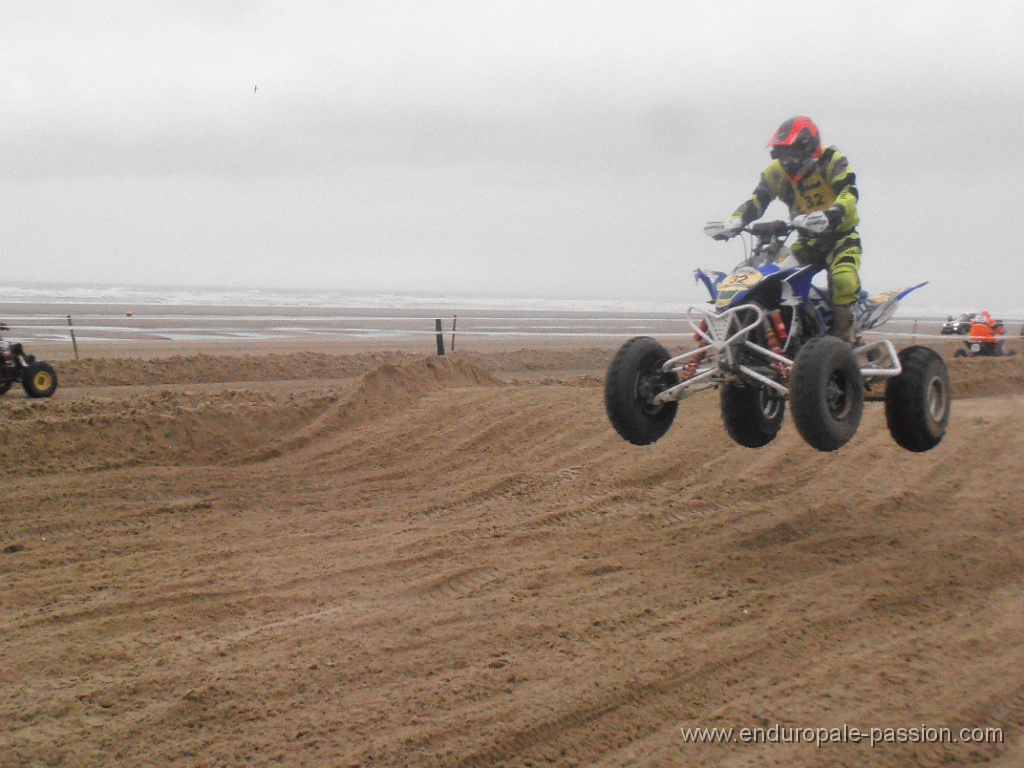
[0,323,59,398]
[604,221,951,453]
[953,339,1017,358]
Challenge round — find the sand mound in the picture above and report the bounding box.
[52,348,614,388]
[55,351,428,388]
[246,356,503,462]
[947,354,1024,398]
[1,348,1019,478]
[0,356,499,475]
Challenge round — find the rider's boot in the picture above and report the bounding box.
[830,304,856,344]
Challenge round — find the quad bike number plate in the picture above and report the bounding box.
[715,268,764,309]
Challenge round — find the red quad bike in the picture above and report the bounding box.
[0,323,59,398]
[953,317,1016,358]
[953,339,1017,358]
[604,220,951,453]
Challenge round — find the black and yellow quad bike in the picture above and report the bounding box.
[0,323,59,399]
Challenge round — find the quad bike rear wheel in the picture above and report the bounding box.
[720,381,785,448]
[23,361,58,398]
[604,336,679,446]
[789,336,864,452]
[884,346,950,452]
[0,379,12,396]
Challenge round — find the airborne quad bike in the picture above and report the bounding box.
[0,323,59,399]
[604,221,951,453]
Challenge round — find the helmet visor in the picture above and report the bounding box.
[770,145,803,162]
[770,145,809,177]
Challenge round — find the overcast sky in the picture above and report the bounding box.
[2,0,1023,312]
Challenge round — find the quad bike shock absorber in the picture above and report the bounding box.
[680,320,709,381]
[770,311,788,346]
[764,311,789,385]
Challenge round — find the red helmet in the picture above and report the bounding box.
[767,116,823,178]
[767,115,822,158]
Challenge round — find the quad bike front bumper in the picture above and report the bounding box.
[653,304,906,405]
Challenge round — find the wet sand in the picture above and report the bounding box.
[6,301,1019,360]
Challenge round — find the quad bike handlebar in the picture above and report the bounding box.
[745,220,793,238]
[704,219,821,241]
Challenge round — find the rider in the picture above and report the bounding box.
[969,311,1004,353]
[0,323,11,371]
[706,116,862,342]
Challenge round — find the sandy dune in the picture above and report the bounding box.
[2,348,1023,767]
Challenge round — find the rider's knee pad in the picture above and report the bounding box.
[830,257,861,306]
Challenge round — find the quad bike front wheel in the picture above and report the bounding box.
[789,336,864,452]
[720,381,785,448]
[23,361,58,398]
[884,346,950,452]
[604,336,679,446]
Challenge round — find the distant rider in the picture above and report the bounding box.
[0,323,10,371]
[969,311,1004,354]
[706,115,862,343]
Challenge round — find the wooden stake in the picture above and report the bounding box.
[67,315,79,360]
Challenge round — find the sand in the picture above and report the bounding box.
[2,325,1024,767]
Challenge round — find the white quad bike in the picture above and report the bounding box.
[604,221,951,453]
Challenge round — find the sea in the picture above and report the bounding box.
[2,282,697,314]
[2,282,1020,346]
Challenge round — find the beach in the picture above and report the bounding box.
[6,297,1021,360]
[2,310,1024,766]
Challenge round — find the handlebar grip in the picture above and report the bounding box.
[747,220,790,237]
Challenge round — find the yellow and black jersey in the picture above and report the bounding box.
[731,146,859,233]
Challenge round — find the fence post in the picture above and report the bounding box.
[451,315,457,352]
[435,319,445,356]
[67,315,79,360]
